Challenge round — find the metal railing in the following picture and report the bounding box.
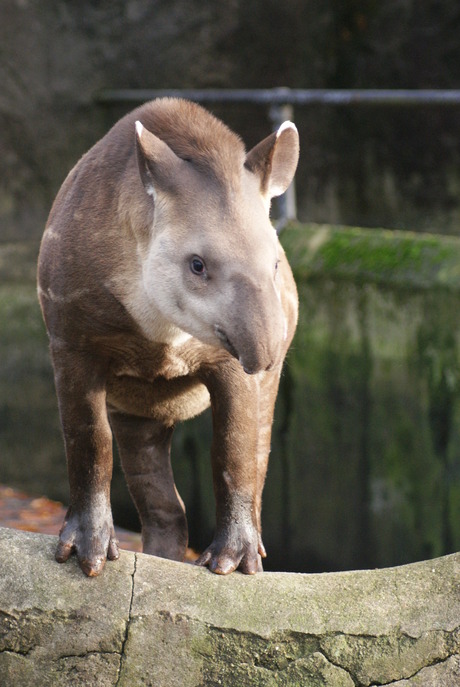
[98,88,460,225]
[98,88,460,107]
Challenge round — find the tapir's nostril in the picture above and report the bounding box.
[241,359,275,375]
[214,325,239,360]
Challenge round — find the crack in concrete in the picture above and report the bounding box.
[372,653,460,686]
[320,627,460,687]
[180,616,460,687]
[0,606,94,658]
[319,626,460,687]
[0,647,34,658]
[186,621,358,684]
[314,650,358,686]
[114,552,137,687]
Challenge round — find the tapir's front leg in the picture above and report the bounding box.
[254,366,283,559]
[51,343,119,576]
[196,360,262,575]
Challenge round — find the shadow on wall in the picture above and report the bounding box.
[1,224,460,572]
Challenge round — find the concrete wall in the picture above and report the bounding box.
[1,529,459,687]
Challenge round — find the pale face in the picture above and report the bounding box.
[140,174,286,373]
[127,111,298,372]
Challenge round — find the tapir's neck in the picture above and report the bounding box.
[109,266,191,347]
[134,296,192,346]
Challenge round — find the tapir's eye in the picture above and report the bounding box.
[190,256,206,276]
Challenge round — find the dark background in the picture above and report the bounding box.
[2,0,460,241]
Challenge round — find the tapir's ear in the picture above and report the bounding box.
[245,121,299,200]
[135,121,182,198]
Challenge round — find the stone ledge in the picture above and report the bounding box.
[0,527,458,686]
[282,223,460,291]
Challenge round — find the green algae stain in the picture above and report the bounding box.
[193,628,321,687]
[276,226,460,569]
[281,223,460,290]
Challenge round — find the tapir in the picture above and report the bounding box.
[37,98,299,577]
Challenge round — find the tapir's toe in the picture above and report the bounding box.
[209,555,237,575]
[238,553,263,575]
[107,537,120,561]
[195,538,263,575]
[258,538,267,559]
[55,540,74,564]
[55,510,119,577]
[79,555,106,577]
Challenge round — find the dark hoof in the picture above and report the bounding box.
[55,508,119,577]
[195,543,263,575]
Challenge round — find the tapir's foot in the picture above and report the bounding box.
[55,507,119,577]
[195,525,263,575]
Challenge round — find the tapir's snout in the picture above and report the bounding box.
[239,335,284,376]
[237,328,284,375]
[215,275,286,375]
[215,322,282,374]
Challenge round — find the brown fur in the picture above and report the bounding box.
[38,98,299,576]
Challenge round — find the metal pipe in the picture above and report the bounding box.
[97,88,460,107]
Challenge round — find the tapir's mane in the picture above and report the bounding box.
[137,98,246,186]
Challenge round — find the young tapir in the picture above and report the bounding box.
[38,98,299,577]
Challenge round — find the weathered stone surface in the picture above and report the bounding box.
[0,527,134,686]
[0,528,458,686]
[379,655,460,687]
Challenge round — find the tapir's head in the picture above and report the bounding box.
[134,100,299,374]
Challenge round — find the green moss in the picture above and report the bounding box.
[281,223,460,290]
[193,628,324,686]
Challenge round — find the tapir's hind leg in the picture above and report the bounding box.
[109,411,188,561]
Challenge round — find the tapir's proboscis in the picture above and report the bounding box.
[38,98,299,577]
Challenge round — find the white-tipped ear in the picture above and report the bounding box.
[245,121,299,200]
[135,121,155,196]
[270,121,299,197]
[134,120,183,198]
[276,121,297,137]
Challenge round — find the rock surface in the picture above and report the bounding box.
[0,527,458,686]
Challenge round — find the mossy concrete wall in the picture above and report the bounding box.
[1,224,460,572]
[1,528,459,687]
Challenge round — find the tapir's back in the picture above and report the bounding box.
[46,98,245,231]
